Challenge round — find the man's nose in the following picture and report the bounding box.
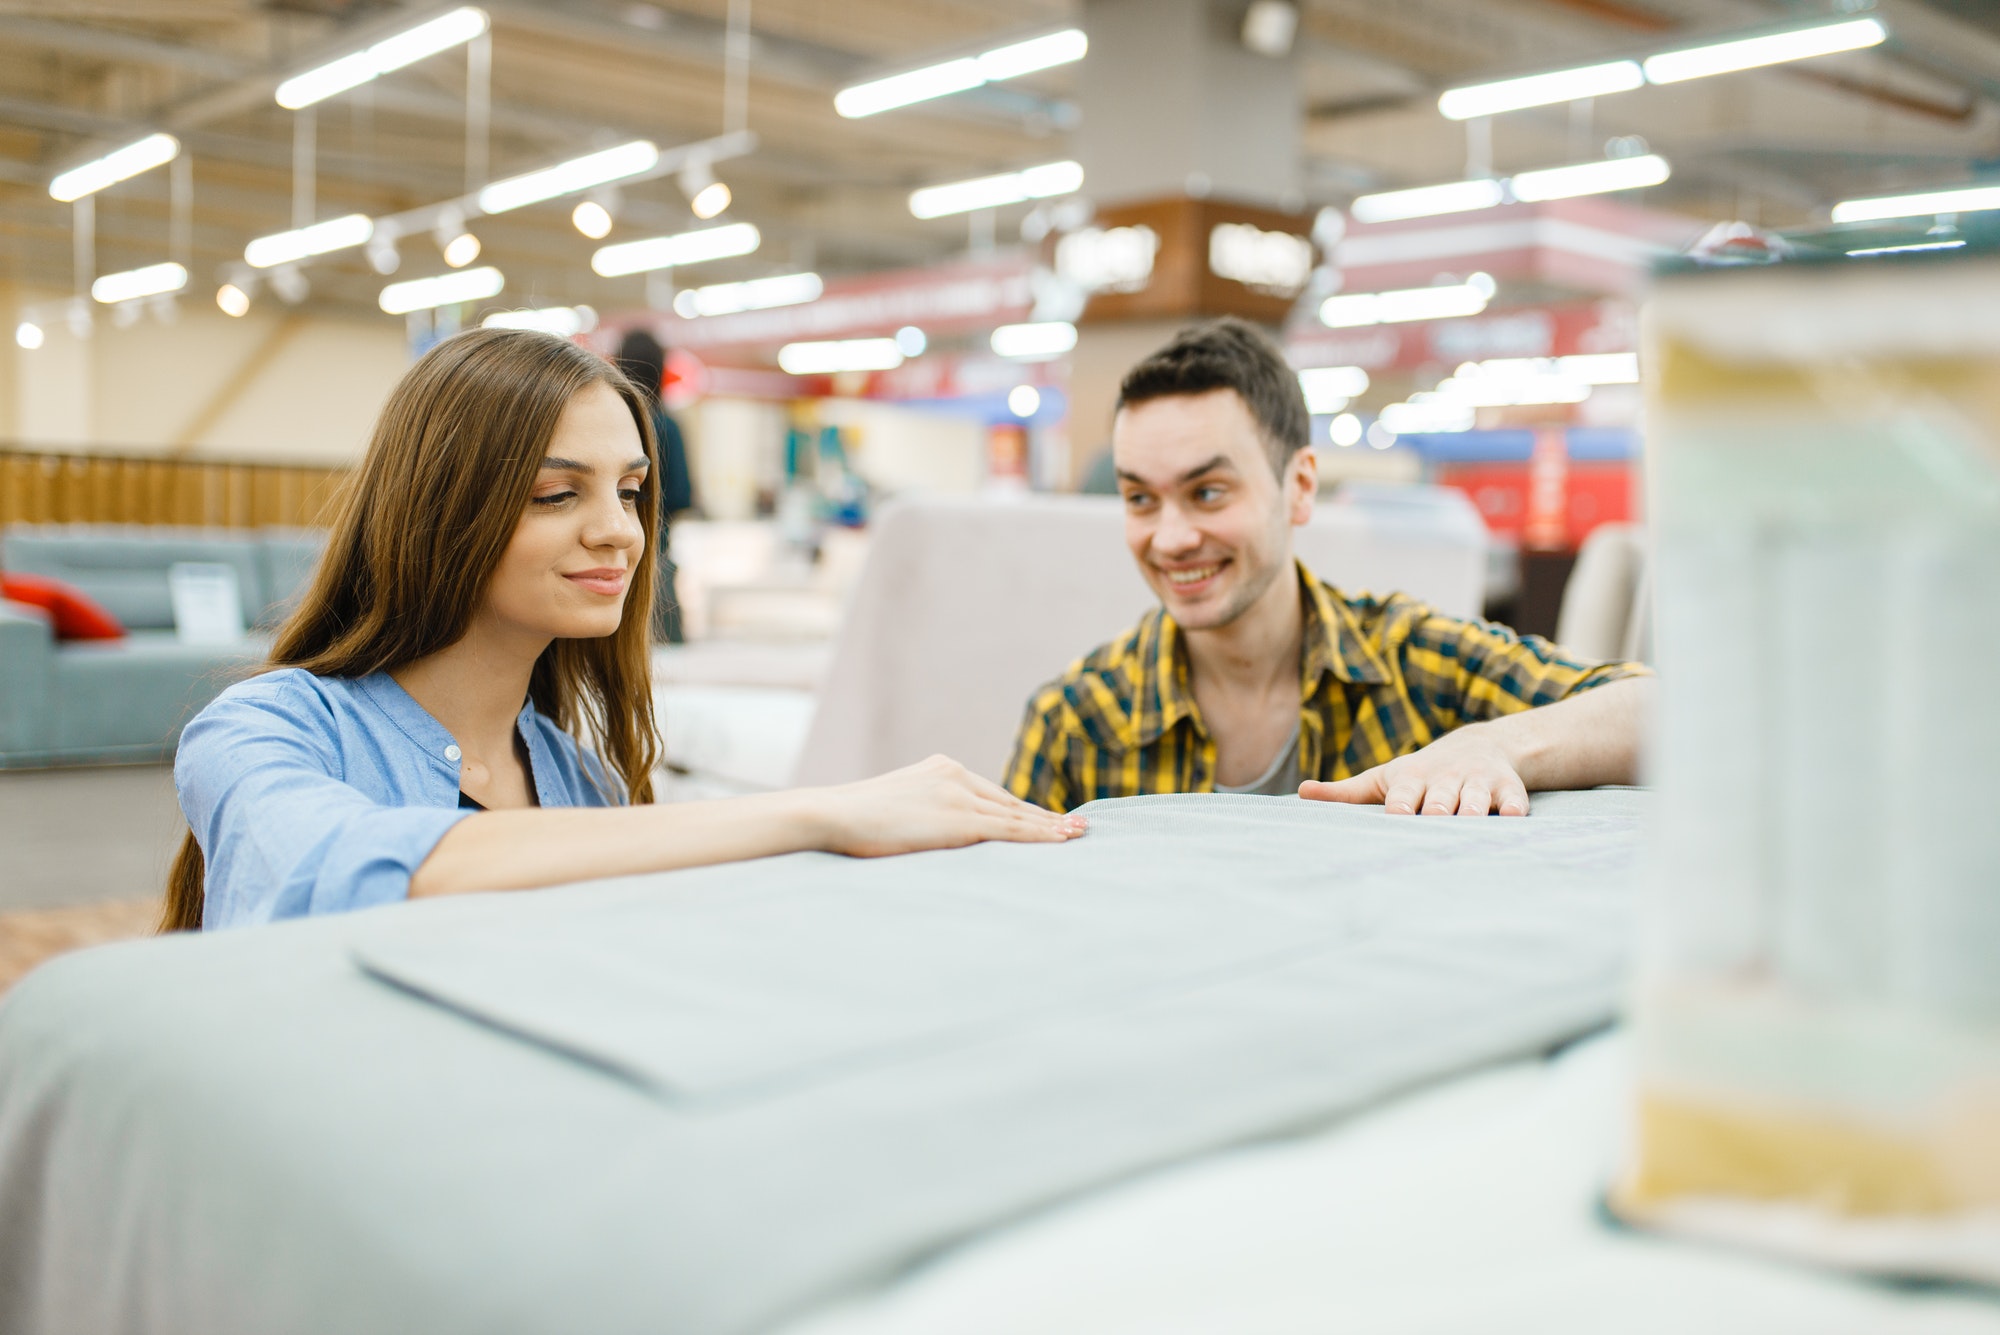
[1153,502,1202,553]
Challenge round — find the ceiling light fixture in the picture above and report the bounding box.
[672,272,823,318]
[216,283,252,317]
[1642,16,1885,84]
[49,133,180,202]
[478,140,659,215]
[836,27,1087,118]
[441,233,482,267]
[1319,274,1495,328]
[1439,61,1643,121]
[910,160,1083,220]
[15,322,45,350]
[91,262,188,305]
[245,213,375,269]
[572,200,615,238]
[482,305,596,336]
[1831,184,2000,223]
[1509,153,1670,201]
[1351,178,1507,223]
[990,321,1077,359]
[778,338,905,375]
[277,6,489,109]
[590,222,761,277]
[1845,238,1969,257]
[1297,366,1371,413]
[379,265,504,314]
[690,182,732,219]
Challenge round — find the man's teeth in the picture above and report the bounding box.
[1165,565,1220,585]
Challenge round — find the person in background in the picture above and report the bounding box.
[1005,317,1653,816]
[615,328,693,643]
[165,328,1084,932]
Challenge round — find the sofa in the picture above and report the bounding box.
[0,525,326,768]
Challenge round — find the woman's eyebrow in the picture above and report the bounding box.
[540,456,651,474]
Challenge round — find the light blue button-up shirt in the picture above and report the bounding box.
[176,668,618,930]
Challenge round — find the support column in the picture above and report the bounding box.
[1063,0,1306,482]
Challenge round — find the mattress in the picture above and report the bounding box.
[0,790,1645,1335]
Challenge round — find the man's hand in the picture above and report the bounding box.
[1299,723,1528,816]
[1298,676,1654,816]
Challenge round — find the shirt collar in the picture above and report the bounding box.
[355,672,554,801]
[1133,560,1389,749]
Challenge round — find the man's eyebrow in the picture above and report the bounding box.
[541,456,651,474]
[1116,454,1235,488]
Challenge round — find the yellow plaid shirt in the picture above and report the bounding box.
[1004,562,1649,812]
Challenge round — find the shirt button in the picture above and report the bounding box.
[444,745,462,763]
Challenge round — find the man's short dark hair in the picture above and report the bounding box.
[1116,317,1308,476]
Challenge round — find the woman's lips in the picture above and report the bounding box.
[563,569,627,596]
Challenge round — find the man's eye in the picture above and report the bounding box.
[530,491,576,507]
[1122,491,1153,508]
[1194,485,1226,504]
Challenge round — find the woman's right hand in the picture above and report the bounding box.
[806,754,1087,858]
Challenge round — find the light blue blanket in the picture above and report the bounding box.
[0,791,1646,1335]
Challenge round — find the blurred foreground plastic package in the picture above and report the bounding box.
[1614,245,2000,1283]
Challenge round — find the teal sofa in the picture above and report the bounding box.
[0,525,326,768]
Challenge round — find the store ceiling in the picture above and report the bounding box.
[2,0,1997,321]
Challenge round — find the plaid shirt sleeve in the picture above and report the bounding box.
[1004,680,1077,812]
[1377,594,1651,736]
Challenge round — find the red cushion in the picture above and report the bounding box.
[0,573,126,641]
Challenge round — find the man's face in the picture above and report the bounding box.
[1113,388,1315,632]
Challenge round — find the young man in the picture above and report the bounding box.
[1004,318,1652,816]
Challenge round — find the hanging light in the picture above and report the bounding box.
[572,199,614,238]
[836,28,1087,118]
[379,266,504,314]
[216,284,252,317]
[245,214,374,269]
[277,6,489,109]
[49,133,180,202]
[442,232,483,268]
[690,181,732,220]
[91,262,188,304]
[15,322,45,350]
[590,222,760,277]
[477,141,659,215]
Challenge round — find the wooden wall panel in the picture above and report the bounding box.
[0,448,350,531]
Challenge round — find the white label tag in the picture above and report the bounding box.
[168,562,246,645]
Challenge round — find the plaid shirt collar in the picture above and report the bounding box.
[1132,560,1391,748]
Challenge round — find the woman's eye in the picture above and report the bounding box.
[619,488,643,506]
[530,490,576,508]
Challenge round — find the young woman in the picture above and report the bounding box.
[163,328,1084,932]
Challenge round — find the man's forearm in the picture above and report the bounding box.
[1474,675,1653,791]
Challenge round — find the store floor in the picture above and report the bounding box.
[0,764,182,995]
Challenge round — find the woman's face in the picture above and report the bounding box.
[482,381,650,646]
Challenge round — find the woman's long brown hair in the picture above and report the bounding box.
[160,328,662,932]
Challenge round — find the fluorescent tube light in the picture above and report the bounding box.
[778,338,904,375]
[1509,153,1669,201]
[277,6,489,109]
[591,222,761,277]
[1435,370,1590,408]
[836,28,1086,117]
[990,321,1077,359]
[378,265,503,314]
[1320,274,1494,328]
[910,160,1082,219]
[673,272,823,319]
[1379,400,1475,434]
[49,133,180,202]
[1298,366,1370,413]
[477,141,658,215]
[91,262,188,305]
[244,213,375,269]
[1351,178,1507,223]
[1831,184,2000,223]
[837,59,984,118]
[1555,352,1639,383]
[1439,60,1643,121]
[976,29,1087,81]
[482,305,595,336]
[1845,239,1968,257]
[1643,17,1884,84]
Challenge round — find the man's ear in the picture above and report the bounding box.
[1286,447,1317,526]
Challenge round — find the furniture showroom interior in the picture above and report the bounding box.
[2,1,1998,1331]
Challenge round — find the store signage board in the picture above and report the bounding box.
[169,563,246,645]
[1071,196,1315,324]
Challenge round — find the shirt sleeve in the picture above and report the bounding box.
[1004,683,1076,813]
[175,681,472,929]
[1384,595,1652,735]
